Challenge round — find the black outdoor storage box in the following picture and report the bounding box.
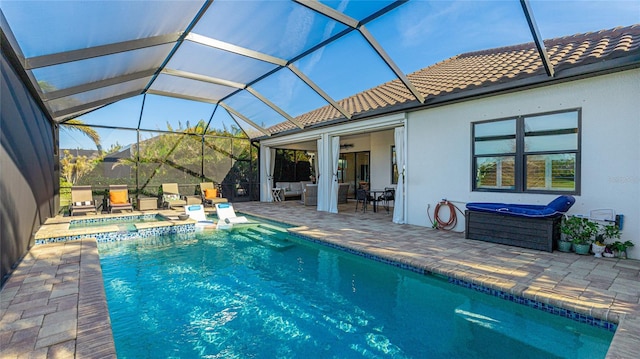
[465,210,562,252]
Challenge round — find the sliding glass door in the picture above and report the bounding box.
[338,151,370,198]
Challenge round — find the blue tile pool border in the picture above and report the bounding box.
[447,277,618,332]
[35,223,195,245]
[68,213,160,226]
[288,231,618,333]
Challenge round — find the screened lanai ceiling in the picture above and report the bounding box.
[1,0,638,140]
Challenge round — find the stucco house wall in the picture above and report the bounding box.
[405,69,640,259]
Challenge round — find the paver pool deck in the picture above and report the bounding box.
[1,201,639,358]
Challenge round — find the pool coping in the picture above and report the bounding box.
[2,204,639,358]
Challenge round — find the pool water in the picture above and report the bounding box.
[98,227,614,358]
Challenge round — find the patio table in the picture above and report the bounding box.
[368,189,386,213]
[138,197,158,211]
[271,187,283,202]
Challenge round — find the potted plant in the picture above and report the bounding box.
[591,240,606,258]
[557,222,573,253]
[595,224,620,258]
[611,240,634,259]
[603,244,615,258]
[560,216,598,255]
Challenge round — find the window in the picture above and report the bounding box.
[472,109,580,194]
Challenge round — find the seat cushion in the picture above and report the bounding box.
[205,188,218,199]
[73,201,93,206]
[166,198,187,208]
[546,195,576,213]
[289,182,302,193]
[109,190,128,204]
[110,203,132,208]
[465,195,575,218]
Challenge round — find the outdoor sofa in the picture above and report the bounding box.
[275,181,312,200]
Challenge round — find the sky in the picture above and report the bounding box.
[2,0,637,150]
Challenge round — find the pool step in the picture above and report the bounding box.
[238,229,294,250]
[247,226,280,236]
[247,227,293,243]
[252,223,289,234]
[117,224,137,233]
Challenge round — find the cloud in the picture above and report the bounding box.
[280,6,314,57]
[397,0,466,47]
[288,0,349,103]
[297,0,351,74]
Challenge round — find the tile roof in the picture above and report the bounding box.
[267,24,640,135]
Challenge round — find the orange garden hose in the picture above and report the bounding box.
[428,200,465,231]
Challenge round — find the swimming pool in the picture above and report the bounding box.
[99,226,614,358]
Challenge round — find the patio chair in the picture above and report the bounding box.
[184,204,215,229]
[215,202,258,230]
[69,185,98,216]
[161,183,188,209]
[338,183,349,204]
[199,182,228,207]
[215,202,249,224]
[377,187,395,213]
[355,188,369,212]
[107,185,133,213]
[303,184,317,206]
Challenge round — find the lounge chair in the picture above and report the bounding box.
[161,183,187,209]
[215,202,257,229]
[199,182,228,207]
[184,204,215,230]
[69,185,98,216]
[107,185,133,213]
[215,202,248,224]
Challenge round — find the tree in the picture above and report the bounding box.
[109,120,252,194]
[61,119,103,152]
[38,80,103,153]
[60,149,100,184]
